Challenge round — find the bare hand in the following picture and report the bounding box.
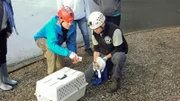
[7,32,11,38]
[72,55,79,64]
[69,52,79,64]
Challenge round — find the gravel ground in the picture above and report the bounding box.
[0,27,180,101]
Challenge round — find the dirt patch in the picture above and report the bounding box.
[0,27,180,101]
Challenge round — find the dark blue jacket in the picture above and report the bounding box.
[0,0,12,33]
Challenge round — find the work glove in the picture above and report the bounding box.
[102,57,108,61]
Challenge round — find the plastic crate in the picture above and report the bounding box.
[35,67,88,101]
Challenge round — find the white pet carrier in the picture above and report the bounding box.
[35,67,88,101]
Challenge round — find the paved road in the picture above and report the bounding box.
[121,0,180,33]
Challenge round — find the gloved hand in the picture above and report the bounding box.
[69,52,79,64]
[102,57,108,61]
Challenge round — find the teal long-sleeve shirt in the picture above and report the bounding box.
[34,16,76,57]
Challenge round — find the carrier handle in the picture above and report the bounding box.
[57,74,67,80]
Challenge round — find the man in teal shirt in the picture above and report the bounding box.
[34,6,80,75]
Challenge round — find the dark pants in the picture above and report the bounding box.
[0,29,7,64]
[106,15,121,26]
[85,52,126,83]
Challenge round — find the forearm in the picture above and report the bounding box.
[93,51,100,62]
[104,53,112,59]
[67,43,76,53]
[48,42,71,57]
[67,31,77,53]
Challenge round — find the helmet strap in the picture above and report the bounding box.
[60,21,64,25]
[100,23,105,32]
[60,20,66,29]
[100,26,104,30]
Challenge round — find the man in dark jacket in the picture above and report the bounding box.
[85,11,128,93]
[0,0,18,91]
[93,0,121,26]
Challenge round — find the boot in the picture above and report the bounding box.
[0,64,12,91]
[107,77,119,93]
[85,48,93,56]
[4,78,18,85]
[1,63,17,85]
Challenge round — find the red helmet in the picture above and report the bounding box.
[58,6,74,23]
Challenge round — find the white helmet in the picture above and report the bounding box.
[88,11,106,29]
